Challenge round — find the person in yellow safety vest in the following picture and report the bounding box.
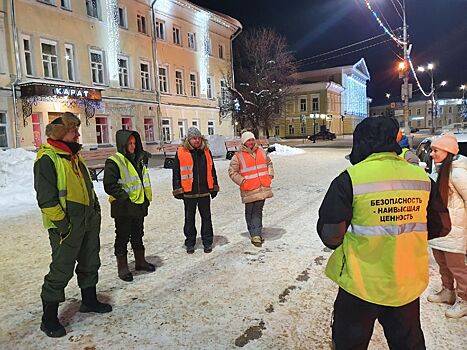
[317,116,451,349]
[103,130,154,282]
[172,127,219,254]
[34,112,112,338]
[397,131,420,165]
[228,131,274,247]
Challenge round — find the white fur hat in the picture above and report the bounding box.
[241,131,255,145]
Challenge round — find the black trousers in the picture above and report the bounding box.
[332,288,425,350]
[114,217,145,257]
[183,196,213,248]
[245,200,265,236]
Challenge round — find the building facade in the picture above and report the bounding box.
[0,0,241,150]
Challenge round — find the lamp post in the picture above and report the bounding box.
[417,63,443,134]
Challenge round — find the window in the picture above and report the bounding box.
[162,119,171,141]
[117,7,127,29]
[172,26,181,46]
[118,56,129,87]
[312,97,319,112]
[274,125,280,136]
[86,0,100,18]
[218,44,224,59]
[121,117,132,130]
[22,36,33,76]
[188,32,196,50]
[0,112,7,147]
[428,107,432,115]
[137,14,147,34]
[206,76,213,99]
[41,40,59,78]
[190,73,197,97]
[144,118,155,142]
[220,79,228,103]
[439,107,443,114]
[428,120,432,126]
[299,97,307,112]
[288,124,294,135]
[192,119,199,127]
[95,116,109,144]
[207,120,215,135]
[60,0,71,10]
[39,0,55,5]
[178,120,186,139]
[32,113,42,147]
[448,106,453,114]
[90,49,104,84]
[140,62,151,91]
[175,70,184,95]
[206,36,212,55]
[65,44,75,81]
[416,108,421,116]
[158,66,168,93]
[156,20,165,40]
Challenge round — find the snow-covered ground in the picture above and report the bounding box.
[0,147,465,349]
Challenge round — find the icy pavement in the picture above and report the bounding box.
[0,148,465,349]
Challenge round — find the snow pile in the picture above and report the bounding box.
[269,143,306,156]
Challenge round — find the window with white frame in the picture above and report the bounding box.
[140,61,151,91]
[64,44,76,81]
[192,119,199,128]
[39,0,55,5]
[0,112,8,147]
[137,14,147,34]
[172,26,181,46]
[86,0,100,18]
[41,40,59,79]
[274,125,280,136]
[188,32,196,50]
[121,116,132,130]
[207,120,215,135]
[288,124,294,135]
[118,56,129,87]
[416,108,421,115]
[158,66,168,93]
[218,44,224,59]
[175,70,184,95]
[178,120,186,139]
[206,76,213,99]
[22,35,33,76]
[299,97,307,112]
[90,49,105,84]
[144,118,155,142]
[312,96,319,111]
[95,116,109,144]
[162,119,171,141]
[117,7,127,29]
[155,20,165,40]
[60,0,71,10]
[190,73,197,97]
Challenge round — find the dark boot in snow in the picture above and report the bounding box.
[116,255,133,282]
[134,249,155,272]
[40,301,66,338]
[79,287,112,313]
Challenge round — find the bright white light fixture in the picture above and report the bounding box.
[427,63,434,70]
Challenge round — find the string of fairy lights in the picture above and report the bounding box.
[363,0,434,98]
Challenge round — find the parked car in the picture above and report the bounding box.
[415,133,467,175]
[307,130,336,142]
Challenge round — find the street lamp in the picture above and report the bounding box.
[440,81,447,87]
[417,63,444,134]
[385,92,391,100]
[461,84,466,100]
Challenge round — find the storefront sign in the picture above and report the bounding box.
[53,88,89,98]
[20,83,102,100]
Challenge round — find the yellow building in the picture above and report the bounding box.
[0,0,241,149]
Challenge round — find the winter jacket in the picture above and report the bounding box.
[228,144,274,204]
[103,130,150,218]
[429,155,467,253]
[172,138,219,198]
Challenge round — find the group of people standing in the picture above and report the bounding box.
[34,114,274,337]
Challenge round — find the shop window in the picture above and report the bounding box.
[41,40,59,79]
[158,66,168,93]
[32,113,42,147]
[0,112,8,147]
[95,116,109,144]
[140,62,151,91]
[86,0,100,19]
[172,26,181,46]
[190,73,197,97]
[65,44,76,81]
[207,120,215,135]
[144,118,155,142]
[121,117,132,130]
[155,20,165,40]
[162,119,171,142]
[188,32,196,50]
[137,14,147,34]
[118,56,129,88]
[206,76,213,99]
[175,70,184,95]
[90,49,105,84]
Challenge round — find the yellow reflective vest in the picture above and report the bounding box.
[36,143,93,229]
[325,152,431,307]
[108,152,152,204]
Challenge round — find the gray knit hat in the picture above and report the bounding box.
[187,127,202,139]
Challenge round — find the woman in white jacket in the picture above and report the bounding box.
[427,133,467,318]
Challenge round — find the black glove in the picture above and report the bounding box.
[210,191,218,199]
[174,193,184,200]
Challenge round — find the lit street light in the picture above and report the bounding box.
[417,66,425,72]
[440,81,447,87]
[385,92,391,99]
[427,63,434,70]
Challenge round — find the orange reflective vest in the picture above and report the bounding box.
[236,148,272,191]
[177,146,214,192]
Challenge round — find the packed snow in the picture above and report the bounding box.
[0,147,465,349]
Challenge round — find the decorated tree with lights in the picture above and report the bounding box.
[220,28,297,137]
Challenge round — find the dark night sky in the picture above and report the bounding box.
[191,0,467,105]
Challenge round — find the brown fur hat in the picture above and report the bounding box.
[45,112,81,140]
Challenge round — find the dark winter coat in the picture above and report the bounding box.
[103,130,150,218]
[172,138,219,198]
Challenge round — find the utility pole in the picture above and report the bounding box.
[402,0,411,142]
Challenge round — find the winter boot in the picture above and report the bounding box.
[117,255,133,282]
[40,301,66,338]
[79,287,112,313]
[445,298,467,318]
[186,246,195,254]
[204,245,213,253]
[251,236,262,247]
[134,249,155,272]
[427,288,456,305]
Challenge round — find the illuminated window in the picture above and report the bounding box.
[95,116,109,144]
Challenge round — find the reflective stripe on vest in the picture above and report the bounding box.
[236,148,271,191]
[177,146,214,192]
[325,152,431,307]
[108,153,152,204]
